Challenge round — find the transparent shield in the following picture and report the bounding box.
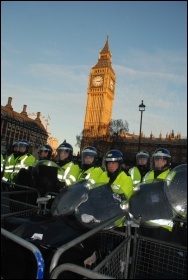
[164,164,187,219]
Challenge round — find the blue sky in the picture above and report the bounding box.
[1,1,187,155]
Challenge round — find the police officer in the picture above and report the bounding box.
[97,149,133,228]
[2,140,19,182]
[78,146,103,188]
[32,144,58,196]
[139,148,173,240]
[143,148,171,182]
[56,141,80,187]
[128,150,150,188]
[38,144,53,161]
[11,139,36,184]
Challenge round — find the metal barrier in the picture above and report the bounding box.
[50,263,116,279]
[1,228,45,279]
[1,181,186,279]
[130,235,187,279]
[1,181,41,221]
[93,234,130,279]
[48,215,129,279]
[1,181,57,220]
[1,181,40,206]
[48,219,187,279]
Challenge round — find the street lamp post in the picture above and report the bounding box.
[138,100,146,152]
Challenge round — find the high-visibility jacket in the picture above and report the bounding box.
[57,161,80,187]
[97,171,134,227]
[78,166,104,188]
[97,171,133,199]
[2,153,18,182]
[143,169,170,182]
[10,153,36,183]
[128,166,142,187]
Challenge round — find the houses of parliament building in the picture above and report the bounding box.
[1,37,187,166]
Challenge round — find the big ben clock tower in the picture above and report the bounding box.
[83,36,116,142]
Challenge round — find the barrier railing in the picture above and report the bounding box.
[1,228,45,279]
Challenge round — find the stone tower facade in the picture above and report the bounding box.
[83,36,116,138]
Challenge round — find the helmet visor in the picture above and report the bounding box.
[82,152,95,165]
[58,148,70,153]
[19,144,27,148]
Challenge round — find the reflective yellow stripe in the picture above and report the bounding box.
[133,180,140,185]
[2,177,8,182]
[63,163,73,179]
[57,174,63,180]
[89,178,95,185]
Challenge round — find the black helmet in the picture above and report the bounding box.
[12,140,19,154]
[58,142,73,152]
[104,149,123,168]
[104,150,123,179]
[19,139,29,147]
[152,148,171,171]
[57,141,73,161]
[136,151,150,166]
[39,144,52,160]
[81,146,98,168]
[18,139,29,154]
[12,140,19,148]
[105,149,123,163]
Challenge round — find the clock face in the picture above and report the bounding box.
[110,79,114,91]
[92,75,103,87]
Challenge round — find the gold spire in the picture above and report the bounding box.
[93,36,112,68]
[100,35,110,54]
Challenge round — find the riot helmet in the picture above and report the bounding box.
[104,149,123,177]
[136,151,149,166]
[81,146,98,170]
[57,141,73,163]
[105,149,123,163]
[13,140,19,148]
[18,139,29,155]
[12,140,19,155]
[152,148,171,171]
[39,144,52,160]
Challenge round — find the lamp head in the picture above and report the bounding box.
[139,100,145,112]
